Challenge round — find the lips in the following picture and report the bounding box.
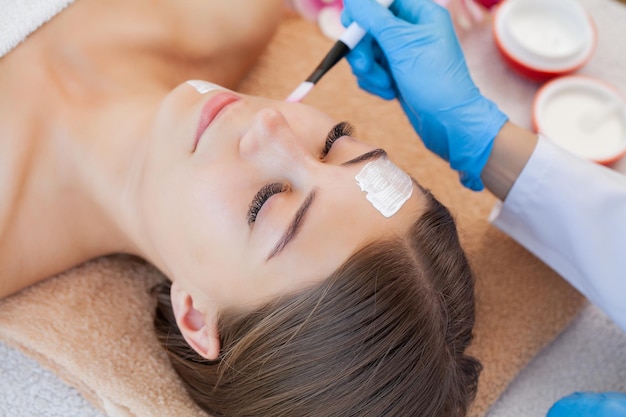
[193,92,241,152]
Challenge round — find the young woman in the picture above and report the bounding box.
[0,0,480,415]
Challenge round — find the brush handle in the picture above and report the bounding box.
[305,42,351,84]
[305,0,395,84]
[340,0,395,48]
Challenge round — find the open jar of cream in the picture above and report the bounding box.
[533,76,626,165]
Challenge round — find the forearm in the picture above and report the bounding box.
[481,122,539,201]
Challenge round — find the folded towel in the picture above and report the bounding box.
[0,0,75,57]
[0,14,586,417]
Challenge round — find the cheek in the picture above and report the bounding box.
[142,163,248,263]
[176,165,248,236]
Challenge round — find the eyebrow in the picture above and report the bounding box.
[265,148,388,261]
[266,188,317,261]
[341,148,387,166]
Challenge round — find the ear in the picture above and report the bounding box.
[170,281,221,360]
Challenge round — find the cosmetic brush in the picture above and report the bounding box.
[286,0,395,103]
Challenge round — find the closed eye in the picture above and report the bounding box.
[247,182,290,226]
[321,121,354,158]
[246,122,352,227]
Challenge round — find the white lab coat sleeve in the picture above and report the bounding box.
[490,135,626,332]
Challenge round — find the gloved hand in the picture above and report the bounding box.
[547,392,626,417]
[342,0,508,190]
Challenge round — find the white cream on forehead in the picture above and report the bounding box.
[355,157,413,218]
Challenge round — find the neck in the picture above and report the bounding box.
[0,0,193,296]
[57,94,160,258]
[0,64,165,296]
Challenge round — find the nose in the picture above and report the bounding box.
[239,108,314,173]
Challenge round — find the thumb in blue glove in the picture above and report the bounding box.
[342,0,508,190]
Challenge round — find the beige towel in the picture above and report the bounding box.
[0,15,584,417]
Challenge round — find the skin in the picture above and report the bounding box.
[143,83,426,310]
[482,121,539,201]
[0,0,428,357]
[155,84,428,358]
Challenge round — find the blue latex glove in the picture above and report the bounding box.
[547,392,626,417]
[342,0,508,190]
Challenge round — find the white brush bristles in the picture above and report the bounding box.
[285,81,315,103]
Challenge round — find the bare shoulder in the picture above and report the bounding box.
[0,52,43,301]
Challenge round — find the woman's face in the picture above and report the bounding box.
[138,81,426,311]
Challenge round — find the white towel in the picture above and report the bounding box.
[0,0,75,57]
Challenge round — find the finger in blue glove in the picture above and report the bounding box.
[547,392,626,417]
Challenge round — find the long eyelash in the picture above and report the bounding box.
[322,121,354,157]
[247,182,289,225]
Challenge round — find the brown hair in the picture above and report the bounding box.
[153,189,481,416]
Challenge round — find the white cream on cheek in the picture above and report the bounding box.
[355,158,413,218]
